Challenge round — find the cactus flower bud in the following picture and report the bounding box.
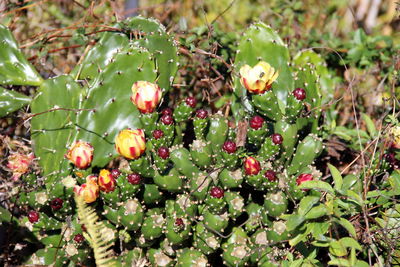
[74,175,99,203]
[223,141,237,154]
[50,198,63,210]
[28,210,39,223]
[185,97,197,108]
[264,170,277,182]
[249,115,264,130]
[210,186,224,198]
[74,234,84,243]
[130,81,162,113]
[239,61,279,94]
[244,157,261,175]
[196,109,208,119]
[293,88,306,101]
[65,141,93,169]
[152,129,164,139]
[115,129,146,160]
[7,152,34,180]
[296,173,313,185]
[98,169,116,193]
[271,133,283,145]
[111,169,121,179]
[158,146,170,159]
[161,114,174,125]
[161,108,173,116]
[127,173,141,185]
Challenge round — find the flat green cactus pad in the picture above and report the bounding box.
[31,75,82,175]
[74,46,156,167]
[234,22,293,113]
[0,24,43,86]
[0,87,31,117]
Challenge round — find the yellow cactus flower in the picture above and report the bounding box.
[239,61,279,94]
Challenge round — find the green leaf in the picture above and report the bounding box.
[304,204,327,220]
[339,237,362,251]
[298,180,334,195]
[345,190,363,206]
[309,222,330,239]
[328,257,351,266]
[328,163,343,191]
[0,87,31,117]
[289,229,309,247]
[298,196,320,216]
[361,113,377,137]
[286,214,305,231]
[334,218,357,238]
[329,241,347,257]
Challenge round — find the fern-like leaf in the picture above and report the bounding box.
[74,194,117,267]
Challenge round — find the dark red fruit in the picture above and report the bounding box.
[161,108,173,116]
[250,115,264,130]
[175,218,184,226]
[127,173,141,185]
[264,170,277,182]
[81,224,87,232]
[185,97,197,108]
[271,133,283,145]
[28,211,39,223]
[296,173,313,185]
[223,141,237,154]
[111,169,121,179]
[158,147,170,159]
[153,129,164,139]
[196,109,208,119]
[293,88,306,101]
[74,234,84,243]
[161,114,174,125]
[210,186,224,198]
[50,198,63,210]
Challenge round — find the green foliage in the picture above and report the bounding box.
[0,24,43,86]
[0,86,31,117]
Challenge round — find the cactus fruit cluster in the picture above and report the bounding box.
[1,18,338,266]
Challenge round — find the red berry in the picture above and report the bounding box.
[296,173,313,185]
[111,169,121,179]
[161,108,173,116]
[175,218,184,226]
[210,186,224,198]
[293,88,306,101]
[50,198,63,210]
[153,129,164,139]
[264,170,277,182]
[161,114,174,125]
[28,211,39,223]
[250,115,264,130]
[271,133,283,145]
[158,147,170,159]
[196,109,208,119]
[74,234,84,243]
[244,157,261,175]
[223,141,237,154]
[185,97,197,108]
[127,173,141,185]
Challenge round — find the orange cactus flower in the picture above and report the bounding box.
[65,141,94,169]
[130,81,162,113]
[239,61,279,94]
[115,129,146,160]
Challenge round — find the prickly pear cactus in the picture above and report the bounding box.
[1,18,333,267]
